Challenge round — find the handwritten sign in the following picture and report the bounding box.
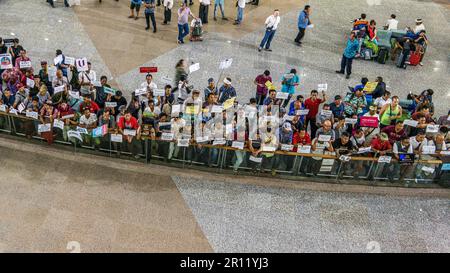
[318,83,328,92]
[189,63,200,73]
[298,145,311,154]
[403,119,418,128]
[75,57,89,72]
[318,134,331,142]
[25,111,39,119]
[171,104,181,115]
[296,109,309,116]
[262,146,277,152]
[249,155,262,163]
[232,141,244,150]
[38,123,51,133]
[64,56,75,66]
[19,61,31,69]
[378,156,392,163]
[53,119,64,130]
[276,92,289,100]
[426,124,439,133]
[68,130,83,142]
[177,138,189,147]
[134,88,147,96]
[358,147,372,153]
[123,129,136,136]
[422,145,436,155]
[54,85,65,94]
[105,102,117,108]
[281,144,293,151]
[110,134,123,143]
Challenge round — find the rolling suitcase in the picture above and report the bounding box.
[377,48,388,64]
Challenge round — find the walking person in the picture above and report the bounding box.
[213,0,227,21]
[199,0,210,24]
[258,9,281,52]
[177,3,196,44]
[233,0,246,25]
[163,0,173,24]
[128,0,142,20]
[336,32,359,79]
[294,5,312,46]
[144,0,157,32]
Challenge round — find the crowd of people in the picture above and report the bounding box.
[0,35,449,183]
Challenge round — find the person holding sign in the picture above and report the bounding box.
[280,69,299,108]
[13,84,28,110]
[39,100,58,144]
[304,90,326,139]
[79,107,99,146]
[258,10,281,52]
[8,39,24,65]
[14,49,31,71]
[218,77,236,104]
[253,70,271,105]
[335,32,359,79]
[389,136,414,182]
[78,62,97,97]
[343,87,366,117]
[117,110,141,158]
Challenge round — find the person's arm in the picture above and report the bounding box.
[379,103,388,117]
[395,106,402,119]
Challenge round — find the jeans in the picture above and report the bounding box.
[164,8,171,23]
[199,4,209,24]
[236,7,244,23]
[259,29,276,49]
[294,27,305,43]
[339,55,354,76]
[305,117,318,139]
[214,3,225,18]
[256,93,266,105]
[178,23,190,43]
[145,12,156,31]
[233,150,246,171]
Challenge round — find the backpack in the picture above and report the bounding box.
[377,48,388,64]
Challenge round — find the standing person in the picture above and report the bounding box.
[183,0,194,5]
[163,0,174,25]
[55,49,69,78]
[385,14,398,30]
[173,59,188,93]
[177,3,196,44]
[213,0,227,21]
[254,70,271,105]
[335,32,359,79]
[144,0,157,32]
[233,0,246,25]
[8,39,24,65]
[199,0,210,24]
[294,5,312,46]
[128,0,142,20]
[413,18,425,34]
[258,9,281,52]
[304,90,326,138]
[280,69,300,108]
[218,77,236,104]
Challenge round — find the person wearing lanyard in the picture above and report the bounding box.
[258,10,281,52]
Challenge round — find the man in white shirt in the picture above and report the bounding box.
[233,0,246,25]
[414,18,425,34]
[140,73,158,93]
[163,0,174,24]
[385,14,398,30]
[258,9,281,52]
[78,62,97,96]
[198,0,210,24]
[373,91,392,110]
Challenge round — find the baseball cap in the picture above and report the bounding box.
[282,122,292,131]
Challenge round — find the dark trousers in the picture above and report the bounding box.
[305,117,318,139]
[339,55,354,76]
[164,7,172,23]
[256,93,266,105]
[145,12,156,31]
[294,27,306,43]
[259,29,276,49]
[199,4,209,24]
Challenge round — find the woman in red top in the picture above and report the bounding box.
[292,128,311,152]
[367,20,378,44]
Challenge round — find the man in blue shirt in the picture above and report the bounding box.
[294,5,311,46]
[144,0,157,32]
[218,77,236,103]
[336,32,359,79]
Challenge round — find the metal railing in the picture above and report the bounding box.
[0,111,448,188]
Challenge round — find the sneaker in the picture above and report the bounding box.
[264,48,272,52]
[335,70,344,74]
[128,15,134,18]
[135,16,139,20]
[419,62,423,66]
[145,26,150,30]
[345,74,350,79]
[258,47,262,52]
[153,30,157,33]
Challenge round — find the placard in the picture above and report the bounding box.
[26,78,35,88]
[123,129,136,136]
[67,130,83,142]
[213,139,226,146]
[284,115,294,121]
[161,132,174,141]
[298,145,311,154]
[281,144,293,151]
[160,76,173,85]
[262,146,276,152]
[134,88,147,96]
[17,103,25,113]
[75,57,89,72]
[38,123,51,133]
[321,110,333,117]
[76,126,88,135]
[153,89,165,96]
[25,111,39,119]
[378,155,392,163]
[64,56,75,66]
[403,119,418,128]
[317,134,331,142]
[345,118,358,125]
[283,73,294,80]
[139,66,158,73]
[69,91,80,99]
[276,92,289,100]
[195,136,209,143]
[296,109,309,116]
[53,119,64,130]
[9,108,18,115]
[318,83,328,92]
[19,61,32,69]
[54,54,63,65]
[422,145,436,155]
[421,166,435,174]
[339,155,351,162]
[440,151,450,156]
[54,85,65,94]
[358,147,372,153]
[426,124,439,134]
[177,138,189,147]
[92,125,108,138]
[223,97,236,110]
[103,86,116,95]
[0,54,13,69]
[105,102,117,108]
[188,63,200,73]
[232,141,244,150]
[249,155,262,163]
[61,114,75,120]
[171,104,181,115]
[110,134,123,143]
[219,58,233,69]
[0,105,7,112]
[211,105,224,113]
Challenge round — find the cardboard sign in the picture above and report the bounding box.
[0,54,13,69]
[378,155,392,163]
[105,102,117,108]
[103,86,116,95]
[38,124,51,133]
[177,138,189,147]
[139,67,158,73]
[69,91,80,99]
[153,89,165,97]
[25,111,39,119]
[422,145,436,155]
[161,132,174,141]
[219,58,233,69]
[296,109,309,116]
[75,57,89,72]
[317,134,331,142]
[211,105,224,113]
[426,125,439,134]
[403,119,418,128]
[298,145,311,154]
[281,144,294,151]
[276,92,289,100]
[232,141,244,150]
[19,61,32,69]
[123,129,136,136]
[53,119,64,130]
[318,83,328,92]
[26,78,35,88]
[68,130,83,142]
[345,118,358,125]
[64,57,75,66]
[54,85,65,94]
[188,63,200,73]
[249,155,262,163]
[110,134,123,143]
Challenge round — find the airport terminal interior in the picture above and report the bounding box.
[0,0,449,252]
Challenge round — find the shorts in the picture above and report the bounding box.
[130,2,141,11]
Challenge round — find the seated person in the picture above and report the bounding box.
[190,18,203,42]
